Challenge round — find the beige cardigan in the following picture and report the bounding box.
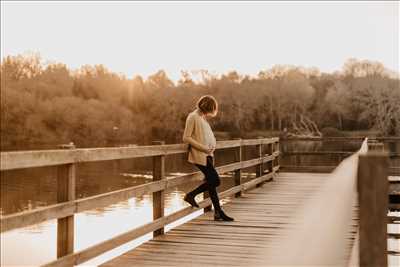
[182,109,215,166]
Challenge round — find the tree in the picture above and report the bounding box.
[2,53,400,151]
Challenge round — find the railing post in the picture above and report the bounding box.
[152,141,165,236]
[234,138,242,197]
[357,152,388,267]
[256,136,264,187]
[272,140,277,170]
[57,143,76,258]
[276,139,280,168]
[267,141,274,178]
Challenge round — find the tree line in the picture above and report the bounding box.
[1,54,399,150]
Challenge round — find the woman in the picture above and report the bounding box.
[182,95,234,221]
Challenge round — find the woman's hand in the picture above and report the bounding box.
[185,137,214,154]
[205,144,215,155]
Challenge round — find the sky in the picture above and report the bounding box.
[1,1,399,81]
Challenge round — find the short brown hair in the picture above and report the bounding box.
[196,95,218,115]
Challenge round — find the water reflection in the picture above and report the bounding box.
[1,187,195,266]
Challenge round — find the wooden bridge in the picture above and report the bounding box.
[100,172,358,267]
[1,137,398,266]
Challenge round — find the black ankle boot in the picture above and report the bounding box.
[214,210,234,221]
[184,193,199,208]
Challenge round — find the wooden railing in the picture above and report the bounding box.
[280,137,400,175]
[282,137,400,142]
[299,138,391,266]
[344,138,393,266]
[355,150,389,266]
[0,137,280,267]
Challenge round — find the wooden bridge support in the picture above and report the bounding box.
[255,137,263,187]
[276,140,280,167]
[267,143,274,176]
[357,152,388,267]
[152,141,165,237]
[57,143,76,258]
[234,138,242,197]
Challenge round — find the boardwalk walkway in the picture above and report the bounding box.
[101,172,357,266]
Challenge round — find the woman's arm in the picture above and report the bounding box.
[184,136,209,152]
[182,114,208,153]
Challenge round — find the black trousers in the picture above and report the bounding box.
[188,155,222,212]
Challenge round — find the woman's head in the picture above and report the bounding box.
[196,95,218,117]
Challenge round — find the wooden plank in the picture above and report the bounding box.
[0,201,75,233]
[242,173,273,191]
[242,138,264,146]
[281,137,400,141]
[357,152,388,267]
[280,165,335,173]
[1,138,278,171]
[1,149,77,171]
[241,137,276,146]
[283,151,353,156]
[240,158,262,170]
[215,139,241,149]
[0,144,184,170]
[0,179,167,233]
[136,244,263,257]
[283,152,398,159]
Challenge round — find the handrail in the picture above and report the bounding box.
[281,137,400,141]
[0,137,280,267]
[265,138,368,266]
[0,137,278,171]
[283,151,398,157]
[283,151,354,155]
